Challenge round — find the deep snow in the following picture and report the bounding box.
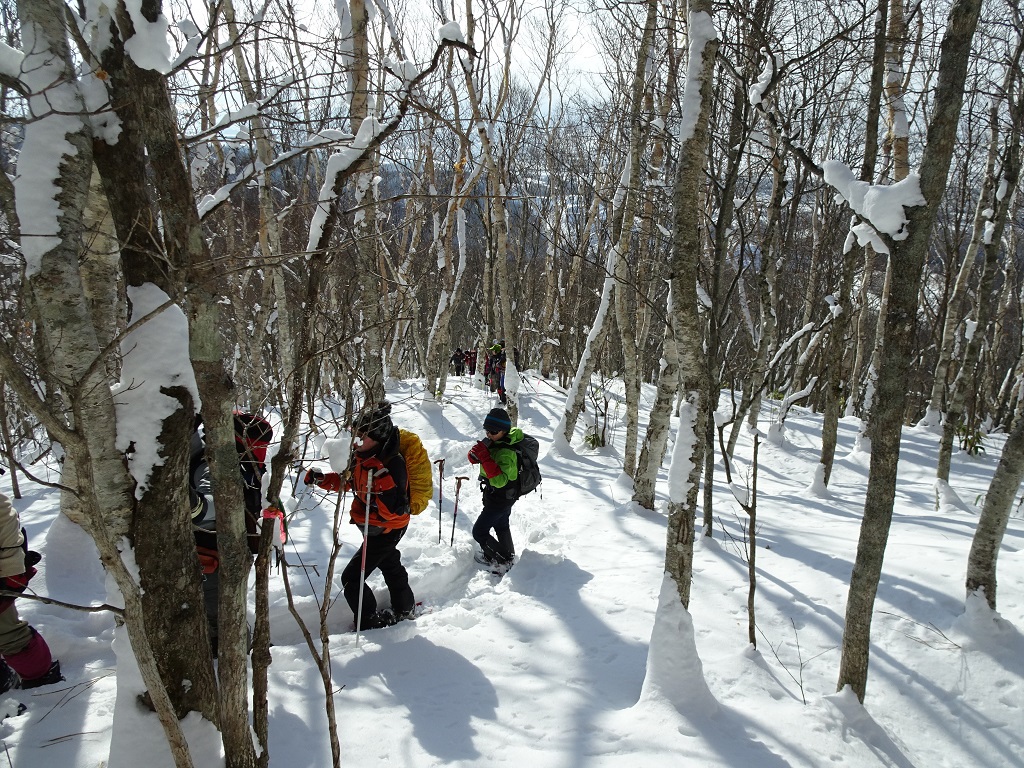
[2,374,1022,767]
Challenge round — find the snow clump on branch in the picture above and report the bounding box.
[822,160,926,253]
[123,0,172,74]
[438,22,466,44]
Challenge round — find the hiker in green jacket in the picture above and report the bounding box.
[467,408,522,572]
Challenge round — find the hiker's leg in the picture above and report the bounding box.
[341,535,391,619]
[377,528,414,614]
[474,497,513,562]
[494,513,515,563]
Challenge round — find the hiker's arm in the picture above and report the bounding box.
[483,447,517,488]
[304,468,344,493]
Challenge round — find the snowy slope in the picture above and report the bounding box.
[2,374,1022,767]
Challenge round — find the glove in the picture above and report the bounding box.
[304,468,325,486]
[479,453,502,479]
[0,568,36,612]
[1,569,34,594]
[468,440,491,464]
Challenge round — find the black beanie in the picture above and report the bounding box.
[353,401,394,442]
[483,408,512,434]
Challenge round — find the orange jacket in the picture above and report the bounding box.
[317,427,410,533]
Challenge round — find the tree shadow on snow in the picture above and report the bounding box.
[503,551,651,760]
[337,634,498,761]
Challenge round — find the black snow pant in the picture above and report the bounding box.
[342,525,415,620]
[473,493,515,564]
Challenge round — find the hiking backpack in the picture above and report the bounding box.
[511,433,542,498]
[398,428,433,515]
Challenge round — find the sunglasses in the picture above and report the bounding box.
[485,429,504,436]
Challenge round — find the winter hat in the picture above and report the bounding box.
[483,408,512,434]
[353,401,394,442]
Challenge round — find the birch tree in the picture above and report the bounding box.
[665,2,718,608]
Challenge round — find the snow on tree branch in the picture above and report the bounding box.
[822,160,926,253]
[678,12,718,145]
[123,0,173,74]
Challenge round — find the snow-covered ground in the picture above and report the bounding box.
[3,374,1022,767]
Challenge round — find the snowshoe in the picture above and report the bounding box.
[473,551,495,567]
[0,663,19,694]
[474,551,513,576]
[21,661,64,689]
[355,611,397,631]
[488,559,514,577]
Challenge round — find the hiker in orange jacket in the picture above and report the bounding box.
[305,403,416,630]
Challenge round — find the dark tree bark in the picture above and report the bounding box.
[837,0,983,703]
[88,7,220,722]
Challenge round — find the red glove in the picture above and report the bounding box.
[479,454,502,479]
[0,568,35,612]
[305,468,342,492]
[468,441,490,464]
[2,569,34,593]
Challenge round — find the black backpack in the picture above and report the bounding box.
[511,433,542,498]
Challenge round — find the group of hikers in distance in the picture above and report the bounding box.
[451,341,511,404]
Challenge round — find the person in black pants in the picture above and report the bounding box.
[305,402,415,629]
[467,408,524,574]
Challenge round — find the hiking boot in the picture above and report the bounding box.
[0,663,20,694]
[473,551,496,567]
[357,611,396,631]
[20,661,63,689]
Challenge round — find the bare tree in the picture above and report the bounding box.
[665,1,718,608]
[837,0,983,703]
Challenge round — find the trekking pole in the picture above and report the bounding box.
[451,476,469,546]
[354,468,376,646]
[434,458,445,544]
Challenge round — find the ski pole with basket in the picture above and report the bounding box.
[451,476,469,546]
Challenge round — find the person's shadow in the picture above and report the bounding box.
[338,633,497,760]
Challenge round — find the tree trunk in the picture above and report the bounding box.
[633,319,679,510]
[837,0,983,703]
[348,0,386,401]
[222,0,296,403]
[558,246,615,446]
[665,2,718,609]
[13,2,200,762]
[936,57,1023,481]
[745,144,784,429]
[922,115,1001,430]
[612,0,658,478]
[819,0,888,480]
[121,12,256,758]
[966,390,1024,607]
